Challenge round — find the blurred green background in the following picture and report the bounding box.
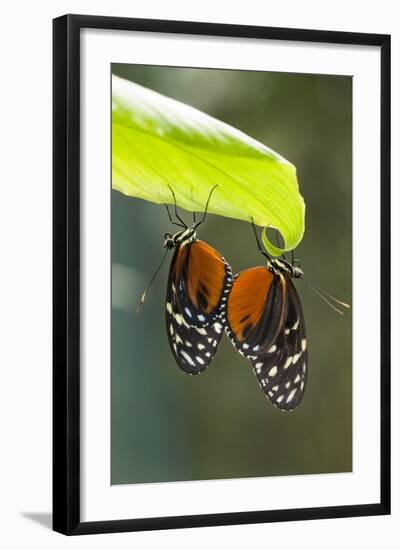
[111,65,352,485]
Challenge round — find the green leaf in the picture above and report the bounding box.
[112,75,305,255]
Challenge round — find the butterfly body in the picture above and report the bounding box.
[223,258,307,411]
[165,229,232,374]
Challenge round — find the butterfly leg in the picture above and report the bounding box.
[194,184,219,229]
[167,184,187,227]
[275,230,286,261]
[164,204,185,228]
[250,217,271,261]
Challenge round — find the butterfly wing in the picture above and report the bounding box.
[166,240,232,374]
[224,267,308,410]
[173,240,232,328]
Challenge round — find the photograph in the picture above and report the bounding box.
[111,64,353,486]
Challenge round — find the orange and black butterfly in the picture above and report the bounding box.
[138,186,232,374]
[222,223,308,411]
[222,222,349,411]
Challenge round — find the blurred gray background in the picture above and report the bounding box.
[111,65,352,485]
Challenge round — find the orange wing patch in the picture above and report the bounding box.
[172,244,189,288]
[186,240,228,314]
[227,267,274,342]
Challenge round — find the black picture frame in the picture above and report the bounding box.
[53,14,391,536]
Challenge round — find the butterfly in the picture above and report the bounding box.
[138,186,232,374]
[222,223,308,411]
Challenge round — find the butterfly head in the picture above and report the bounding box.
[164,227,197,249]
[268,257,304,279]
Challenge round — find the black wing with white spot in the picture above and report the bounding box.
[225,266,307,410]
[166,311,224,374]
[249,279,308,411]
[165,240,231,374]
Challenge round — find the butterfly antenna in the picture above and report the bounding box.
[194,184,218,228]
[137,248,170,313]
[304,279,350,316]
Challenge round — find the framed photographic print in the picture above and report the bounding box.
[53,14,390,535]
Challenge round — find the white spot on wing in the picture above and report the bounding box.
[184,307,192,318]
[182,317,190,329]
[196,327,207,335]
[301,339,307,351]
[197,343,205,350]
[293,352,301,364]
[287,388,297,403]
[284,356,293,369]
[268,366,278,377]
[196,356,205,365]
[180,350,195,366]
[166,302,172,314]
[268,345,277,353]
